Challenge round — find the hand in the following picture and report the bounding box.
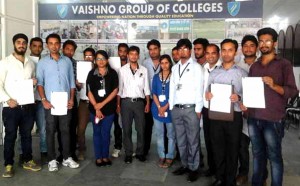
[116,105,121,114]
[205,92,213,101]
[262,76,275,88]
[67,99,74,109]
[158,107,164,117]
[239,103,247,111]
[94,102,105,110]
[7,99,18,108]
[96,110,104,121]
[42,100,54,110]
[76,80,83,89]
[230,94,239,103]
[144,103,150,113]
[196,112,201,119]
[32,78,37,86]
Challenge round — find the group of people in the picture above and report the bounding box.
[0,27,298,186]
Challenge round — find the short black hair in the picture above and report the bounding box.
[63,39,77,50]
[176,38,192,50]
[147,39,161,49]
[30,37,43,46]
[206,44,220,54]
[257,27,278,42]
[241,35,258,47]
[172,46,178,51]
[118,43,129,51]
[83,47,95,57]
[193,38,209,50]
[128,46,140,54]
[95,50,109,60]
[221,39,238,51]
[46,33,61,44]
[159,54,173,72]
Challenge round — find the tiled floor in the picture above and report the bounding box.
[0,123,300,186]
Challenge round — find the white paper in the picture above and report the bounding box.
[51,92,68,116]
[108,57,121,72]
[210,83,232,113]
[15,79,35,105]
[77,61,93,83]
[242,77,265,108]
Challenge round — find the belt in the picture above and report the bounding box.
[80,99,89,104]
[174,104,195,109]
[122,97,144,102]
[14,104,33,110]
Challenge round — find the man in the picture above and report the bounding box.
[60,39,78,161]
[206,39,247,186]
[171,46,180,64]
[169,38,204,182]
[202,44,221,177]
[0,33,41,178]
[247,27,298,186]
[235,35,258,185]
[142,39,161,156]
[111,43,129,158]
[37,33,79,171]
[77,47,95,161]
[193,38,209,66]
[117,46,150,164]
[29,37,43,63]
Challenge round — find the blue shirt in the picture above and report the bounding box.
[151,73,172,123]
[36,55,75,102]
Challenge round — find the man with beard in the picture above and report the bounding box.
[0,33,41,178]
[172,46,180,64]
[193,38,209,66]
[247,27,298,186]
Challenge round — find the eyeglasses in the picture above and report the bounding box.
[258,40,273,45]
[96,58,106,61]
[85,55,93,58]
[179,47,189,51]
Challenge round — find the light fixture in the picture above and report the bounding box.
[126,0,148,4]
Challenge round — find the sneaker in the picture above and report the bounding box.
[48,160,58,172]
[112,149,121,158]
[2,165,14,178]
[23,160,42,171]
[62,157,80,169]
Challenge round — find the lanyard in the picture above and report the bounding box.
[153,65,160,74]
[161,72,170,93]
[207,65,218,74]
[178,63,190,79]
[130,65,138,75]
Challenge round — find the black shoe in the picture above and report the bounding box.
[95,160,105,167]
[173,166,189,175]
[187,170,198,182]
[56,154,63,163]
[135,155,146,162]
[124,156,132,164]
[103,160,112,167]
[210,179,224,186]
[203,169,214,177]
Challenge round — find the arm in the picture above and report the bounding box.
[143,68,151,113]
[87,91,104,119]
[37,85,53,109]
[94,88,118,110]
[195,64,204,118]
[168,66,175,110]
[68,88,75,109]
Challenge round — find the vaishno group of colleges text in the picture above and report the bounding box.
[72,3,223,15]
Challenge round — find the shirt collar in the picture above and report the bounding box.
[93,68,108,77]
[49,53,63,60]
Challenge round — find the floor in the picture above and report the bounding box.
[0,123,300,186]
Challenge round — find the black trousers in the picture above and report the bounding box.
[113,112,122,150]
[237,132,250,176]
[144,99,153,156]
[202,107,215,173]
[210,112,243,186]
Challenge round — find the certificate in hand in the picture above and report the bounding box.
[15,79,35,105]
[108,57,121,72]
[51,92,68,116]
[77,61,93,83]
[242,77,265,108]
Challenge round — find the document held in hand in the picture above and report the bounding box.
[14,79,35,105]
[51,92,68,116]
[242,77,265,108]
[77,61,93,83]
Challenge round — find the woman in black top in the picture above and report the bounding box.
[86,50,118,167]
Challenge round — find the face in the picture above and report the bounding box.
[148,45,160,60]
[178,45,192,61]
[258,34,276,55]
[242,40,257,58]
[118,46,128,61]
[128,50,139,63]
[194,44,205,59]
[14,38,27,55]
[205,46,219,65]
[95,54,108,68]
[63,44,75,58]
[30,41,43,57]
[172,49,180,63]
[47,37,61,55]
[221,42,237,63]
[160,58,171,72]
[84,51,94,62]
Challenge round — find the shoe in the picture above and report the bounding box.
[48,160,58,172]
[162,159,173,168]
[62,157,80,169]
[56,154,63,163]
[23,160,42,171]
[103,159,112,167]
[2,165,14,178]
[203,169,214,177]
[135,155,146,162]
[158,158,165,168]
[78,152,85,161]
[112,149,121,158]
[187,170,198,182]
[172,166,189,175]
[210,179,224,186]
[124,156,132,164]
[236,175,248,185]
[95,160,105,167]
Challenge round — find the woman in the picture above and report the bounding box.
[86,50,118,167]
[151,54,175,168]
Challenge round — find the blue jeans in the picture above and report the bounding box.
[153,118,175,159]
[248,117,284,186]
[91,113,114,159]
[35,101,47,153]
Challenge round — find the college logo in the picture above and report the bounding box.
[227,2,240,17]
[57,5,68,19]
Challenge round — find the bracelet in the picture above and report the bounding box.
[157,105,161,108]
[41,98,46,101]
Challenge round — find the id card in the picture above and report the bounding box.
[98,89,106,97]
[158,95,166,102]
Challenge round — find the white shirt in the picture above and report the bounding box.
[142,57,160,91]
[118,63,150,98]
[0,54,35,106]
[236,56,257,73]
[169,57,204,113]
[203,59,222,108]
